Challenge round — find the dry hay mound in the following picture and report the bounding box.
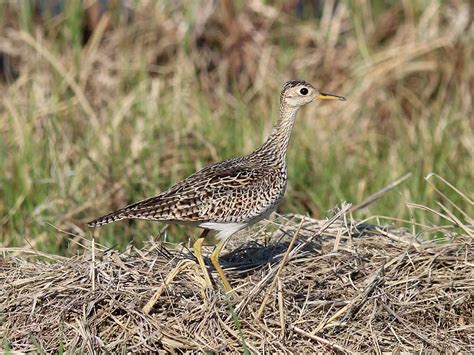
[1,214,473,353]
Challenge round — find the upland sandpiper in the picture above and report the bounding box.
[88,80,346,292]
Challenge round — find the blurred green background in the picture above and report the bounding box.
[0,0,472,254]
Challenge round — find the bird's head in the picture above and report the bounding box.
[280,80,346,108]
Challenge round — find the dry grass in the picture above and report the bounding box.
[2,210,473,353]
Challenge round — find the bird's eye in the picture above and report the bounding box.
[300,88,309,95]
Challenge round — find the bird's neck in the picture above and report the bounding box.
[253,103,299,163]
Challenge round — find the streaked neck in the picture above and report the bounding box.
[255,103,299,161]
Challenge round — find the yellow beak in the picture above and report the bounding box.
[317,92,347,101]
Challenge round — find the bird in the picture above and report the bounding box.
[88,80,346,293]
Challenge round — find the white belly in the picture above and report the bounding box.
[198,222,248,240]
[198,203,278,241]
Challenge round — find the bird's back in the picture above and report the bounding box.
[87,155,287,228]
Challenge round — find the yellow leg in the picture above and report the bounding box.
[210,239,233,293]
[193,230,212,288]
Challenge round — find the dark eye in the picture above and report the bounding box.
[300,88,309,95]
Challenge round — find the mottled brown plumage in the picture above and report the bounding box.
[88,80,346,292]
[88,157,284,228]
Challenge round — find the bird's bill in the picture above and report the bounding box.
[317,92,347,101]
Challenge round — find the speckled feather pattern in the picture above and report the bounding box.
[88,154,287,227]
[88,80,314,230]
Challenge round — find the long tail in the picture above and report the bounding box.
[87,209,129,227]
[87,195,168,228]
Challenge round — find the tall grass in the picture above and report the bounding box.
[0,1,472,253]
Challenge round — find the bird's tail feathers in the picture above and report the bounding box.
[87,211,128,228]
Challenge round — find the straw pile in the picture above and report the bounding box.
[2,212,473,353]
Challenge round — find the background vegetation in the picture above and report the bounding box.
[0,0,472,254]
